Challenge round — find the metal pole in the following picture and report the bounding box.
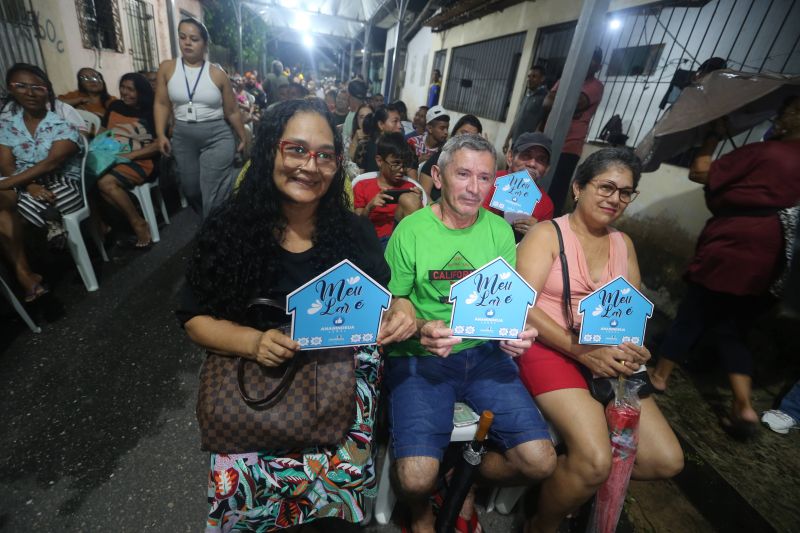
[349,39,356,80]
[237,0,243,73]
[387,0,409,101]
[539,0,610,193]
[362,22,372,84]
[165,0,178,58]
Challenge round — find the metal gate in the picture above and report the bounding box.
[0,0,45,81]
[125,0,159,72]
[531,0,800,156]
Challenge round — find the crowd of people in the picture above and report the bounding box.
[2,14,800,533]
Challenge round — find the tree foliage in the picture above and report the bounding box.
[203,0,271,71]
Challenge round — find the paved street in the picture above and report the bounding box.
[0,209,741,533]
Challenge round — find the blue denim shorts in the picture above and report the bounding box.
[384,341,551,460]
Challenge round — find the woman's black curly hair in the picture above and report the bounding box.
[186,98,358,323]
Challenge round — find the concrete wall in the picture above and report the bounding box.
[29,0,202,95]
[398,26,433,110]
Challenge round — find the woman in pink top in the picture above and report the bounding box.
[516,149,683,533]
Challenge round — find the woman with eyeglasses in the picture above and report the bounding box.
[177,99,415,531]
[58,68,115,119]
[515,148,683,533]
[154,17,247,219]
[0,63,82,302]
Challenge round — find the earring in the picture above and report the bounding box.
[574,195,579,202]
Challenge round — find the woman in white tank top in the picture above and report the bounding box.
[153,17,248,218]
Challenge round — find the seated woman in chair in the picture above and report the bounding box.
[353,132,422,246]
[515,148,683,533]
[96,72,160,249]
[58,68,116,120]
[178,99,415,531]
[0,63,82,302]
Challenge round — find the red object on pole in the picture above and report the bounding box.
[587,378,644,533]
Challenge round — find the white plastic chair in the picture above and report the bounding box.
[486,421,563,515]
[0,271,41,333]
[75,109,100,136]
[373,403,479,525]
[352,171,428,206]
[132,174,169,244]
[62,136,107,291]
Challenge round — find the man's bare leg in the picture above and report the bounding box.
[394,456,440,533]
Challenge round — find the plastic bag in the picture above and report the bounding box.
[587,377,644,533]
[86,130,131,180]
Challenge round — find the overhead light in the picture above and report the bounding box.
[293,13,310,31]
[303,34,314,48]
[609,18,622,30]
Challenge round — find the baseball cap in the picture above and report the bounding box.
[426,105,450,124]
[347,79,368,101]
[512,132,552,156]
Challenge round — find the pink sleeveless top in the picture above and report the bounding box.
[536,215,629,330]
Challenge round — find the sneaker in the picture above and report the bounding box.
[761,410,798,434]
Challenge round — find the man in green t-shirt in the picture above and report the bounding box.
[384,134,556,532]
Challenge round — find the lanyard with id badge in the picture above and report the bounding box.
[182,59,205,122]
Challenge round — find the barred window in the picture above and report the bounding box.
[0,0,27,24]
[125,0,159,72]
[442,33,526,122]
[75,0,124,53]
[607,44,665,77]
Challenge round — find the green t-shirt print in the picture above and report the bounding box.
[385,206,517,356]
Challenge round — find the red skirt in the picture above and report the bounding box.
[517,341,589,396]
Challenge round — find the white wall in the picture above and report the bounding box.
[398,26,434,112]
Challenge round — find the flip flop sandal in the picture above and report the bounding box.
[119,236,153,250]
[24,282,49,303]
[720,414,758,440]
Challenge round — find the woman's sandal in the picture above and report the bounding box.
[720,413,759,440]
[24,282,49,303]
[120,236,153,250]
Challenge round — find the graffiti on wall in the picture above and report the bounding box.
[29,9,65,53]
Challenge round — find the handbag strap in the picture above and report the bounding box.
[235,296,298,407]
[551,220,576,333]
[236,355,300,407]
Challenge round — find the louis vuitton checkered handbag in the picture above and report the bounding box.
[196,297,356,453]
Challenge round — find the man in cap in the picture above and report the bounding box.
[407,105,450,163]
[483,132,554,241]
[342,79,368,142]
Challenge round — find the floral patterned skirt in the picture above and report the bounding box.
[205,347,382,532]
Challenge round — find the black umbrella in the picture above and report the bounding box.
[636,70,800,172]
[435,410,494,533]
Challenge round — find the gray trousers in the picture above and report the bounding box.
[171,119,235,219]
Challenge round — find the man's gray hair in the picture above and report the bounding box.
[437,134,496,175]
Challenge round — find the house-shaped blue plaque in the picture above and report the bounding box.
[577,276,654,346]
[448,257,536,340]
[286,259,391,350]
[488,170,543,215]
